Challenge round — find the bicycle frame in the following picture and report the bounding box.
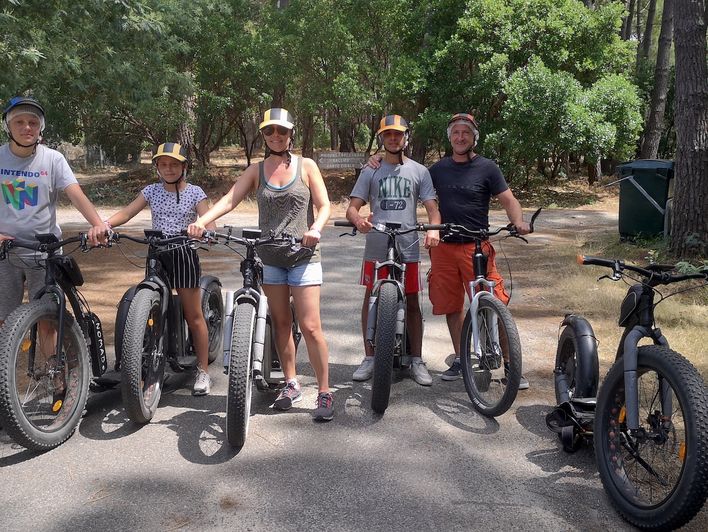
[365,223,408,361]
[210,227,296,388]
[4,234,108,379]
[617,282,672,432]
[576,256,705,433]
[465,239,502,370]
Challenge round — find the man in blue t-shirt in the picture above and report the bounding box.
[345,114,441,386]
[429,113,531,388]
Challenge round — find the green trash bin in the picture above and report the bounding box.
[616,159,673,239]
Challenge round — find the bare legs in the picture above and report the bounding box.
[263,283,330,393]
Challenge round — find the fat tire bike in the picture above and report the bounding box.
[112,231,222,424]
[546,256,708,530]
[335,220,436,414]
[0,233,110,451]
[435,208,540,417]
[204,228,302,450]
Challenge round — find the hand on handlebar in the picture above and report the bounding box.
[187,221,206,239]
[301,227,321,248]
[423,229,440,249]
[514,221,531,236]
[87,222,111,247]
[353,213,374,234]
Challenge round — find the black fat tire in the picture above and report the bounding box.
[226,303,255,449]
[555,326,598,404]
[121,289,165,424]
[594,346,708,530]
[0,299,90,451]
[202,280,223,364]
[460,293,522,417]
[371,283,399,414]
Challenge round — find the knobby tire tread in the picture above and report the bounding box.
[594,346,708,530]
[0,299,89,451]
[461,293,522,417]
[203,280,223,364]
[226,303,255,449]
[371,283,399,414]
[121,289,163,424]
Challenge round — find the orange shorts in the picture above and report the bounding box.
[360,260,421,295]
[428,241,510,315]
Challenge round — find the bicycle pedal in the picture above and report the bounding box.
[176,355,197,368]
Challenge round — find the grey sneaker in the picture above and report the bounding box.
[312,391,334,421]
[441,358,461,381]
[193,368,211,396]
[518,375,530,390]
[352,357,375,381]
[410,358,432,386]
[273,381,302,410]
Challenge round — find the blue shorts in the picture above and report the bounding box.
[263,262,323,287]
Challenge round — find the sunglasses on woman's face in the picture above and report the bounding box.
[262,125,290,136]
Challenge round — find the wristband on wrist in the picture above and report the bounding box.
[310,228,321,238]
[103,220,112,229]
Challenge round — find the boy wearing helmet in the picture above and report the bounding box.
[0,96,108,326]
[188,108,335,421]
[346,114,441,386]
[429,113,530,387]
[101,142,216,395]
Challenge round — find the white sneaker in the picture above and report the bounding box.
[193,368,211,396]
[352,357,375,381]
[410,358,432,386]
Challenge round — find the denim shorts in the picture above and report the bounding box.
[263,261,323,287]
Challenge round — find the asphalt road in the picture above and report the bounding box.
[1,208,706,531]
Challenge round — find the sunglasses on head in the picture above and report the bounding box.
[262,125,290,136]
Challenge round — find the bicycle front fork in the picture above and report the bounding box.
[365,293,407,362]
[622,326,672,432]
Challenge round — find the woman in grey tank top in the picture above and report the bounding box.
[188,108,334,422]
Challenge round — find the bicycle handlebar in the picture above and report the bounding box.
[334,220,441,236]
[578,255,708,285]
[201,229,303,247]
[0,234,97,261]
[441,207,542,240]
[113,232,197,247]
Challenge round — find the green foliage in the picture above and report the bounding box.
[585,74,643,161]
[1,0,644,176]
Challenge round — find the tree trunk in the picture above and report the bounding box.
[178,92,197,169]
[622,0,636,39]
[587,160,601,185]
[271,86,285,109]
[640,0,674,159]
[300,111,314,159]
[337,124,355,152]
[670,0,708,257]
[641,0,658,59]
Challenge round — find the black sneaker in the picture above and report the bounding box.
[312,391,334,421]
[441,359,461,381]
[272,381,302,411]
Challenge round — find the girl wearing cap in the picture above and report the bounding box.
[188,108,334,422]
[101,142,216,395]
[0,96,108,327]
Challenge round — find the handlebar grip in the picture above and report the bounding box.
[578,255,619,268]
[420,224,446,231]
[529,208,542,233]
[334,220,354,227]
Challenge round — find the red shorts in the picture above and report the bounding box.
[428,241,510,315]
[360,260,421,295]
